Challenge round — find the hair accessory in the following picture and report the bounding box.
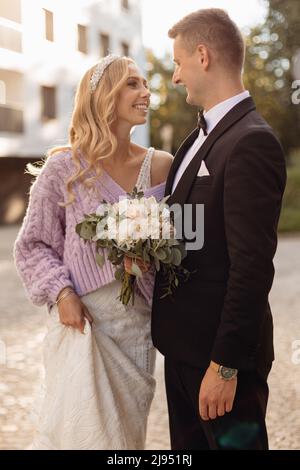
[90,54,121,92]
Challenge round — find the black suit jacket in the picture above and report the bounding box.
[151,97,287,380]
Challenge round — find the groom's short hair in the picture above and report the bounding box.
[168,8,245,72]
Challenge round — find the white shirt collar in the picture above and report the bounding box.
[203,90,250,134]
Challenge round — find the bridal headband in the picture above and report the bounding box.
[90,54,121,93]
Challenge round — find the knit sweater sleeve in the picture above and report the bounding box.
[13,153,74,306]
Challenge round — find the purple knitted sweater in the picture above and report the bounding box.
[13,150,166,311]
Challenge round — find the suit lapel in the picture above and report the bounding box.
[166,97,256,206]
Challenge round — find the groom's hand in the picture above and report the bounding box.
[199,367,237,421]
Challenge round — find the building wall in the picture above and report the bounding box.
[0,0,148,224]
[0,0,147,157]
[0,0,22,23]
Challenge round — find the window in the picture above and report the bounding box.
[77,24,87,53]
[100,33,110,57]
[121,42,130,57]
[0,106,23,132]
[43,9,54,41]
[121,0,129,10]
[41,86,56,121]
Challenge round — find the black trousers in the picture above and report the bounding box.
[164,356,269,450]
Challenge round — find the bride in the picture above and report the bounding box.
[13,54,173,450]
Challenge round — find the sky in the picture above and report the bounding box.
[141,0,267,57]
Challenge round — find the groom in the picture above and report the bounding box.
[151,9,286,450]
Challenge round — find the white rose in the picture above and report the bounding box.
[148,217,160,239]
[125,201,143,219]
[131,219,149,239]
[118,197,130,215]
[145,196,157,210]
[126,200,149,219]
[106,216,118,239]
[95,219,109,240]
[117,218,135,242]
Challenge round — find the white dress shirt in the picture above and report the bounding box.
[171,90,250,194]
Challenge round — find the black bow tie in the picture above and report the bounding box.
[197,110,208,136]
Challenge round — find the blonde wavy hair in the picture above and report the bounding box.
[27,56,135,206]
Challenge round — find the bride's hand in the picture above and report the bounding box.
[56,289,93,334]
[124,256,150,275]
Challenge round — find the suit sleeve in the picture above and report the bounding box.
[210,130,287,369]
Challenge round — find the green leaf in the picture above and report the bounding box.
[163,250,173,264]
[75,222,82,235]
[160,195,170,204]
[154,256,160,272]
[143,250,151,263]
[168,238,180,246]
[115,255,124,265]
[115,268,124,281]
[79,222,95,240]
[131,262,143,278]
[176,242,187,259]
[160,292,169,299]
[156,248,167,261]
[171,247,182,266]
[95,252,105,267]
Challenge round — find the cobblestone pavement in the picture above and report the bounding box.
[0,226,299,450]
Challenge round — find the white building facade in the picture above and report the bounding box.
[0,0,148,159]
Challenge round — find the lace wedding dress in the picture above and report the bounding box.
[29,148,157,450]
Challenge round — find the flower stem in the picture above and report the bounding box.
[120,271,135,305]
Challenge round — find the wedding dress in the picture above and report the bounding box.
[29,148,158,450]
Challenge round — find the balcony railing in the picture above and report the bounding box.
[0,104,23,133]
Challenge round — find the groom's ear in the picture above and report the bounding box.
[196,44,210,70]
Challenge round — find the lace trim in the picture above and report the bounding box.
[135,147,155,191]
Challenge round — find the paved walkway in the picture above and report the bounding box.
[0,226,299,450]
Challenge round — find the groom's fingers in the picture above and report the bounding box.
[208,403,217,420]
[225,400,233,413]
[217,403,225,417]
[202,402,225,420]
[199,402,209,421]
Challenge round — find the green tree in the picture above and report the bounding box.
[243,0,300,156]
[148,1,300,157]
[147,50,198,155]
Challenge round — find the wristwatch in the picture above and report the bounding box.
[210,360,238,381]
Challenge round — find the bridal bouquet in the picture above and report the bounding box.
[76,187,191,305]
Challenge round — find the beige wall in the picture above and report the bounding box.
[0,70,24,107]
[0,25,22,52]
[0,0,22,23]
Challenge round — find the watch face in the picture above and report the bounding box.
[220,366,237,380]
